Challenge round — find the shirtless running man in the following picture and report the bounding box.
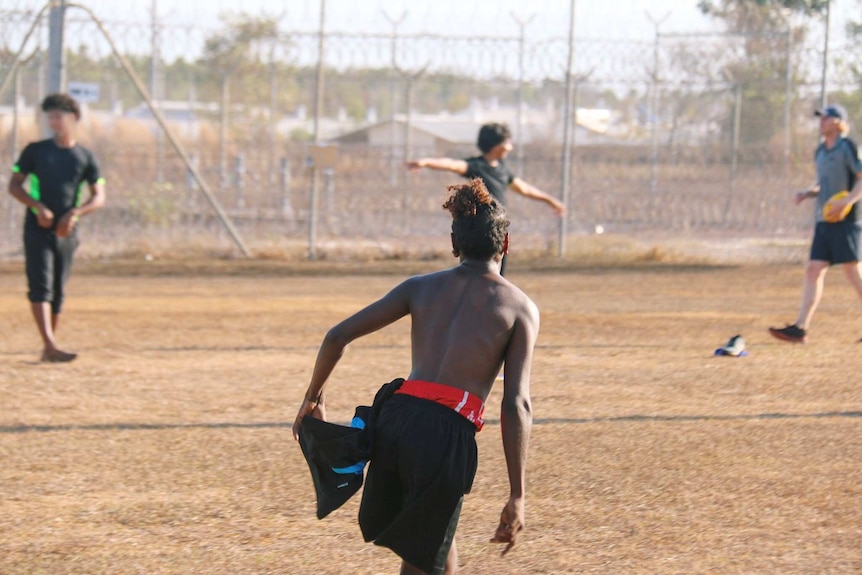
[293,178,539,575]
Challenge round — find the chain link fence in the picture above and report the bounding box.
[1,0,860,259]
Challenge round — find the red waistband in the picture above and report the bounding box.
[395,380,485,431]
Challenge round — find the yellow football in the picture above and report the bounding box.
[823,191,852,223]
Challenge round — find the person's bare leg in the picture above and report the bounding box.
[31,302,76,362]
[52,312,60,333]
[31,302,56,350]
[795,260,830,330]
[841,262,862,301]
[398,540,458,575]
[443,539,459,575]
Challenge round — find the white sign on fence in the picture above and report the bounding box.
[68,82,100,103]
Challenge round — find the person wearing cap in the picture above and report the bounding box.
[407,122,566,275]
[769,104,862,343]
[7,93,106,362]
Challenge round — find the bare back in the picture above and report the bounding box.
[294,180,539,562]
[296,257,539,413]
[405,262,538,401]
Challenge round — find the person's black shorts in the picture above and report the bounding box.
[359,394,478,575]
[810,220,862,265]
[24,221,79,314]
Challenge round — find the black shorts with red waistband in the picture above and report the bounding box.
[359,381,481,575]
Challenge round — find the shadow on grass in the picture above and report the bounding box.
[2,410,860,434]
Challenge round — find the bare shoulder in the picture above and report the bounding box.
[497,277,540,327]
[396,268,456,299]
[405,268,456,287]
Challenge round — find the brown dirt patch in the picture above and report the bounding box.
[1,264,860,574]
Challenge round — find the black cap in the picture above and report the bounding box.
[815,104,848,122]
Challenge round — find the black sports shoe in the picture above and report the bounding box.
[768,324,807,344]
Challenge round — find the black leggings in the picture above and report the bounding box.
[24,223,78,315]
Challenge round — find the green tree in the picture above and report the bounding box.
[696,0,819,151]
[200,14,283,105]
[698,0,826,17]
[837,1,862,120]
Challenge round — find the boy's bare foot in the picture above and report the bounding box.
[41,349,78,363]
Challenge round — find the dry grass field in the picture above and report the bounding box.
[1,259,860,574]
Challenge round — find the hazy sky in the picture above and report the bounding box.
[75,0,855,42]
[6,0,857,81]
[7,0,856,45]
[258,0,714,39]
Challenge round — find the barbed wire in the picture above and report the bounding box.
[1,0,860,256]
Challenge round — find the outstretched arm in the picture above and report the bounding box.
[510,177,566,215]
[491,301,539,555]
[406,157,469,175]
[292,279,414,439]
[795,184,820,206]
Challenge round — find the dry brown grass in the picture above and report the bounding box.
[1,261,860,574]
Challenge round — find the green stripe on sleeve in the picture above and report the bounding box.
[96,177,106,185]
[29,174,41,214]
[29,174,41,201]
[11,164,21,173]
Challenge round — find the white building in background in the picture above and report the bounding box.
[1,95,641,154]
[332,107,633,156]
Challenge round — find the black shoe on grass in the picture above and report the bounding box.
[768,324,807,344]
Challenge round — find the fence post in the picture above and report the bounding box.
[268,55,278,187]
[512,12,535,175]
[819,0,830,108]
[558,0,576,257]
[323,167,334,228]
[383,10,406,190]
[150,0,164,184]
[723,83,742,226]
[186,153,198,209]
[234,154,245,209]
[647,14,668,196]
[308,0,327,260]
[46,0,66,92]
[220,75,229,191]
[43,0,66,138]
[280,157,293,217]
[783,27,792,181]
[402,66,428,236]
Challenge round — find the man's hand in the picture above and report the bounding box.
[550,199,567,216]
[292,397,326,441]
[490,495,525,556]
[406,160,425,172]
[826,197,852,221]
[56,210,79,238]
[795,191,813,206]
[35,204,54,229]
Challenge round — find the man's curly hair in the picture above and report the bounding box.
[442,178,509,260]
